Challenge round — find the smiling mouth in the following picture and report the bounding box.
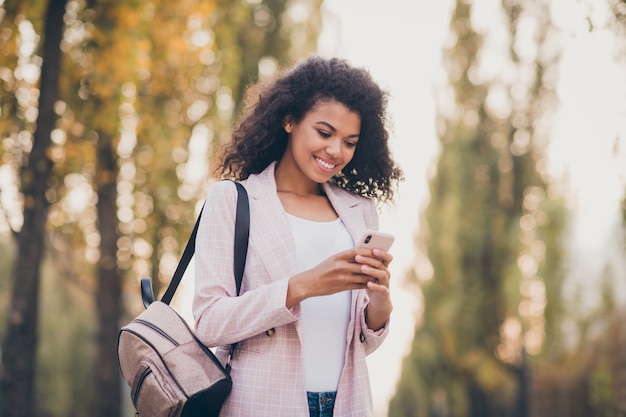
[315,156,337,171]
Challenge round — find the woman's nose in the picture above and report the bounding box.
[325,138,341,157]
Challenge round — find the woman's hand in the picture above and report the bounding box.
[286,247,386,308]
[286,247,394,330]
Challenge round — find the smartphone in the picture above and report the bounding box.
[356,230,395,252]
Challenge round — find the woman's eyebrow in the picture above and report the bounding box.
[316,121,360,138]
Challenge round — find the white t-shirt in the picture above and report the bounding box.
[286,213,354,392]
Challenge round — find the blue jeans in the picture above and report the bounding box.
[307,391,336,417]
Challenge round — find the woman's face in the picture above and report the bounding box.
[282,100,361,185]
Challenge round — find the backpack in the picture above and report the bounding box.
[117,182,249,417]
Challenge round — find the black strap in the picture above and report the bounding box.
[232,182,250,295]
[141,181,249,307]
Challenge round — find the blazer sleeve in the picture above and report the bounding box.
[192,181,299,347]
[359,298,390,356]
[356,197,390,355]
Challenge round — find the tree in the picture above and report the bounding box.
[0,0,68,416]
[0,0,324,415]
[605,2,626,413]
[59,1,323,415]
[389,0,566,415]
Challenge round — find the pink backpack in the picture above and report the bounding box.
[117,182,249,417]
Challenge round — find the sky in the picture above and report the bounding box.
[317,0,626,416]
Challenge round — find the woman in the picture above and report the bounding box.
[193,56,403,417]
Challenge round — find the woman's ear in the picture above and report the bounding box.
[283,116,294,133]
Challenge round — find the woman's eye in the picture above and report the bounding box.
[345,141,357,148]
[317,130,331,138]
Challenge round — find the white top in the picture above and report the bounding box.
[286,213,354,392]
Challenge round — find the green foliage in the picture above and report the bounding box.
[0,236,16,338]
[37,253,95,417]
[588,358,613,413]
[390,0,568,415]
[391,0,626,415]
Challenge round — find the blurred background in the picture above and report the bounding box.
[0,0,625,416]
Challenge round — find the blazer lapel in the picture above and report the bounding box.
[243,163,298,283]
[322,182,368,243]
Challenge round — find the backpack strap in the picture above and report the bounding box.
[232,182,250,295]
[141,181,250,307]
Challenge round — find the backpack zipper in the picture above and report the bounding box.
[134,319,179,346]
[133,367,152,405]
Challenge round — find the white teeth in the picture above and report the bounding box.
[316,157,336,169]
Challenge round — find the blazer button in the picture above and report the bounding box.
[265,328,275,337]
[359,332,366,343]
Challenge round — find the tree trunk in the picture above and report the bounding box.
[0,0,67,416]
[95,128,122,417]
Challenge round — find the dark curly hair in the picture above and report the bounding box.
[217,56,403,204]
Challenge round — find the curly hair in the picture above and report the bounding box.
[217,56,403,204]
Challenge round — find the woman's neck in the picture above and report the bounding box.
[274,162,323,196]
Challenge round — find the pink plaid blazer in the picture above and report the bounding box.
[193,162,389,417]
